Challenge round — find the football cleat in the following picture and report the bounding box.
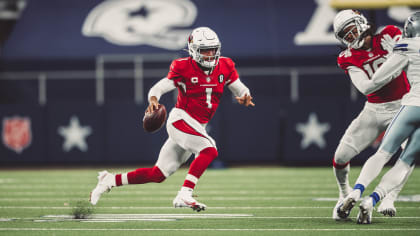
[357,197,374,224]
[90,170,115,205]
[336,190,360,219]
[333,198,345,220]
[333,187,353,220]
[377,198,396,217]
[173,190,206,212]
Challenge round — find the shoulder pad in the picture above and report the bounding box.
[337,49,355,69]
[380,25,402,37]
[170,57,190,73]
[219,57,235,69]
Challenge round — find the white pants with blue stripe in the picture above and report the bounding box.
[380,105,420,165]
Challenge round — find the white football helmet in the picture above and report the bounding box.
[187,27,221,69]
[333,10,370,49]
[404,11,420,38]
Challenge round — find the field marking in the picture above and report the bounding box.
[43,213,254,219]
[34,219,176,222]
[314,195,420,202]
[1,206,420,209]
[0,197,316,201]
[3,213,255,223]
[0,190,341,195]
[2,195,420,202]
[2,215,420,223]
[37,213,254,222]
[1,228,420,231]
[0,184,339,189]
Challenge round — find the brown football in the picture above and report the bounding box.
[143,104,167,133]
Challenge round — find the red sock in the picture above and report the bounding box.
[115,166,165,186]
[333,158,350,169]
[183,147,218,189]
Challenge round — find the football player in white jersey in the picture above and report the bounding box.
[340,12,420,224]
[331,9,413,220]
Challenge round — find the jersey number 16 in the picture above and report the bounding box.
[363,57,387,78]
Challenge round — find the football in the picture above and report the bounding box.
[143,104,167,133]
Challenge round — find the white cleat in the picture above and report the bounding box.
[377,198,396,217]
[90,171,115,205]
[337,189,360,219]
[333,198,346,220]
[173,190,206,212]
[357,197,374,224]
[333,188,353,220]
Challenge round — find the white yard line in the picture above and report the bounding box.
[0,190,340,195]
[2,214,420,223]
[1,206,420,209]
[43,213,254,218]
[0,184,338,189]
[2,195,420,202]
[0,197,314,201]
[0,228,420,231]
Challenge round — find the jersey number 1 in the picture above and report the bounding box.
[206,88,212,109]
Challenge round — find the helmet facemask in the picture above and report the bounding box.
[187,27,221,69]
[334,10,370,49]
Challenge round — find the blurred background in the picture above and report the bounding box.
[0,0,419,166]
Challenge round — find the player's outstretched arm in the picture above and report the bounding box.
[228,79,254,107]
[235,94,255,107]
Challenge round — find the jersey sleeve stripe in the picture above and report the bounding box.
[393,43,408,51]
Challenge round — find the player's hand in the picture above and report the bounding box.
[146,96,160,114]
[381,34,399,54]
[235,94,255,107]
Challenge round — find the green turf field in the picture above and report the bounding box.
[0,166,419,236]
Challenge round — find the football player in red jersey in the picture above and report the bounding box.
[331,10,414,220]
[90,27,254,211]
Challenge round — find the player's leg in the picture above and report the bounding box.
[167,115,217,211]
[339,106,412,217]
[355,106,420,223]
[118,138,191,185]
[358,158,414,224]
[353,106,417,196]
[333,106,381,219]
[182,147,218,191]
[332,143,357,220]
[377,162,415,217]
[90,138,190,205]
[333,143,357,198]
[379,110,419,215]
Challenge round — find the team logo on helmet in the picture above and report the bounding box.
[82,0,197,50]
[2,116,32,154]
[188,34,194,44]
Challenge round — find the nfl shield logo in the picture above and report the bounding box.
[2,116,32,153]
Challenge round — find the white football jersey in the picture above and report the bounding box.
[394,38,420,107]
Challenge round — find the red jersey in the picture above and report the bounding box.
[167,57,239,123]
[337,25,410,103]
